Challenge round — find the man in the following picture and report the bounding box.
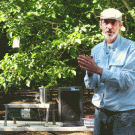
[77,8,135,135]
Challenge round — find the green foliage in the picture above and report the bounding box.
[0,0,135,92]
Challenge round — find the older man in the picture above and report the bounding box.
[77,8,135,135]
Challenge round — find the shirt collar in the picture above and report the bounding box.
[104,35,121,51]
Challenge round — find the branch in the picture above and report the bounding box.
[123,14,129,37]
[112,0,115,8]
[106,0,111,7]
[23,19,64,25]
[117,5,126,10]
[121,0,135,22]
[71,44,90,52]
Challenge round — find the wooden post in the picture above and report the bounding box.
[52,104,56,125]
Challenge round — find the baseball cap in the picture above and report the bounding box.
[100,8,122,21]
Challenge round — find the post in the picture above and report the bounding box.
[52,104,56,125]
[39,86,46,104]
[4,104,8,126]
[45,108,49,127]
[13,118,16,124]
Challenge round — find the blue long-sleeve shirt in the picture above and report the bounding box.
[84,35,135,111]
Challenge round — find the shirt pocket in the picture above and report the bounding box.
[109,55,125,70]
[109,63,124,72]
[107,63,124,89]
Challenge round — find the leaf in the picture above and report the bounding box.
[26,80,31,87]
[71,70,76,76]
[63,59,70,62]
[14,64,18,70]
[75,27,79,32]
[31,53,37,58]
[52,13,56,18]
[58,73,61,79]
[93,0,97,3]
[75,39,81,44]
[3,83,6,89]
[4,53,9,61]
[86,13,91,19]
[121,26,126,32]
[35,45,40,49]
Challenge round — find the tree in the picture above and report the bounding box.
[0,0,135,93]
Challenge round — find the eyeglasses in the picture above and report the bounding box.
[102,19,119,26]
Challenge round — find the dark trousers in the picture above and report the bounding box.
[93,108,135,135]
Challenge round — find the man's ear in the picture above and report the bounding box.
[99,21,102,29]
[119,21,123,30]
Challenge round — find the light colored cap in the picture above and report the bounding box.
[100,8,122,21]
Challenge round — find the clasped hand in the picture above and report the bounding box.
[77,55,100,75]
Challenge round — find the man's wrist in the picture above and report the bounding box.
[95,66,103,75]
[88,72,93,77]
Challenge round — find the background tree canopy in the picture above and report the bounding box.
[0,0,135,93]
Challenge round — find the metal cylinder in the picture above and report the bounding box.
[39,86,46,104]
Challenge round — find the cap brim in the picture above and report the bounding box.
[100,17,121,21]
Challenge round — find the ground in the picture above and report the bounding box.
[0,131,93,135]
[0,110,93,135]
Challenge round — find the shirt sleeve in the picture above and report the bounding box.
[100,46,135,91]
[84,48,98,89]
[84,70,97,89]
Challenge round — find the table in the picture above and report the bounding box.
[4,103,50,126]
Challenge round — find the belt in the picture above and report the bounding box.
[96,107,135,115]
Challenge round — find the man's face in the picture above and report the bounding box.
[99,19,123,43]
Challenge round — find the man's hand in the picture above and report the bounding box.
[77,55,103,75]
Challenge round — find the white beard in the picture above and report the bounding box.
[103,29,119,41]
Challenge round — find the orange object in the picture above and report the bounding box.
[84,115,94,119]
